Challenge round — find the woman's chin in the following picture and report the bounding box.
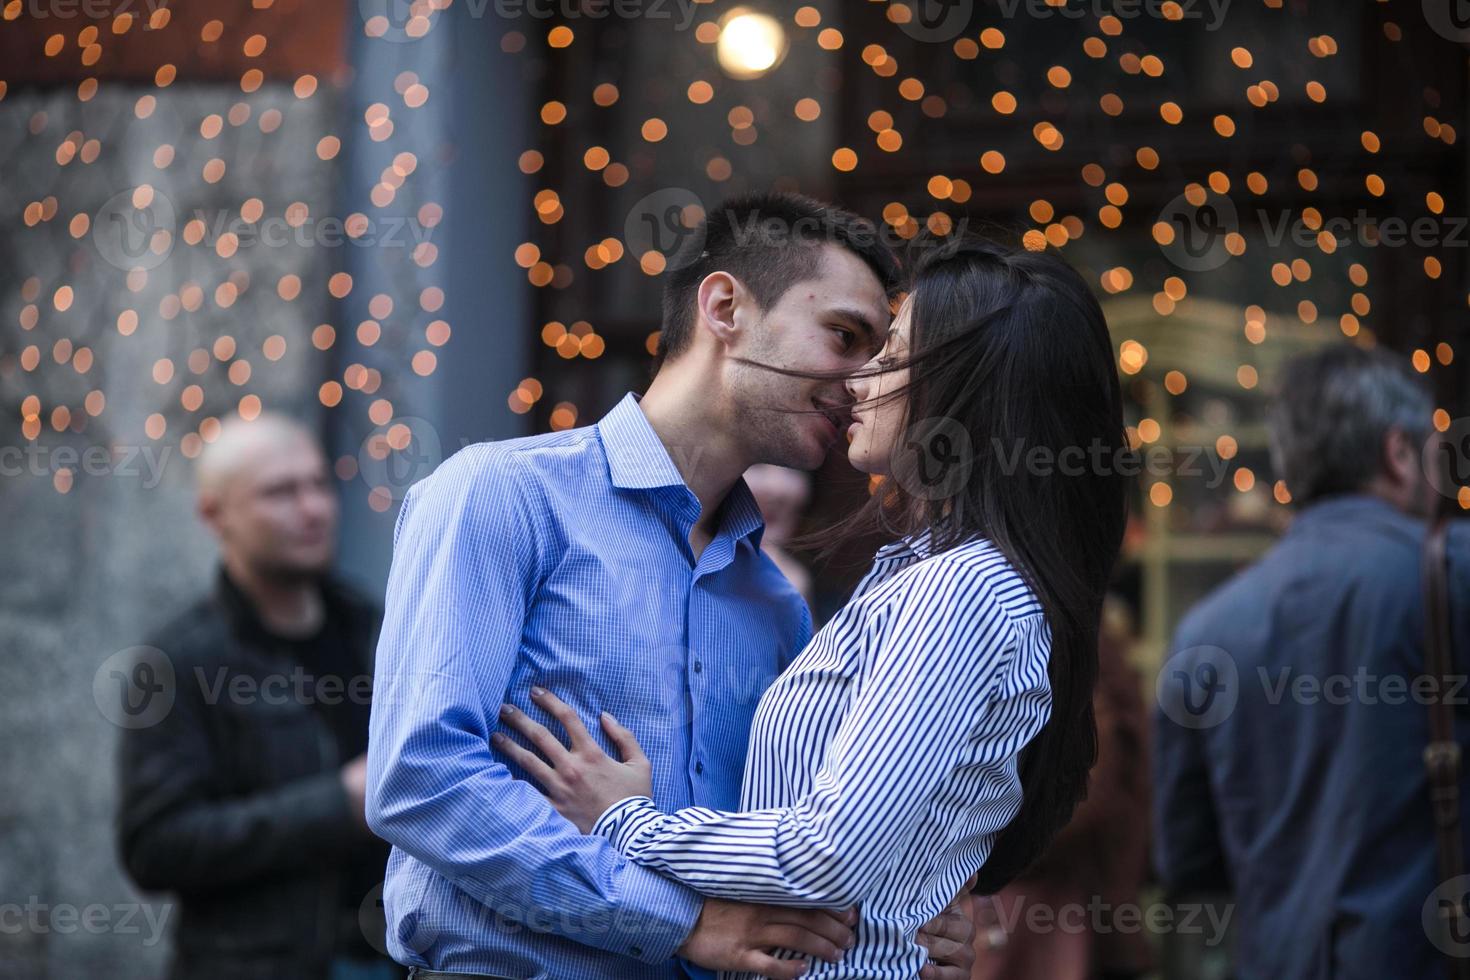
[845,441,885,476]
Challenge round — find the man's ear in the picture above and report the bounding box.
[197,490,223,537]
[1381,426,1419,490]
[695,271,742,348]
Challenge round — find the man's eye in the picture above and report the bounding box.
[833,328,855,348]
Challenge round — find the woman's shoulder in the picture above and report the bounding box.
[886,536,1045,625]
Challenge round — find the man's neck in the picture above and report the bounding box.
[1363,477,1432,519]
[639,369,751,550]
[222,555,325,639]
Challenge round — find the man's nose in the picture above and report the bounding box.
[300,487,335,521]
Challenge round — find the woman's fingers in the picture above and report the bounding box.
[529,687,596,750]
[600,710,648,764]
[498,703,571,765]
[489,731,559,788]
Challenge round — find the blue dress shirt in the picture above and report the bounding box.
[366,393,812,978]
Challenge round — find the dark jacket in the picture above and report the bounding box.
[116,568,394,980]
[1153,497,1470,980]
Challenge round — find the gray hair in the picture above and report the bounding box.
[1267,343,1433,506]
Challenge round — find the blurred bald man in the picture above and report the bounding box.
[116,412,402,980]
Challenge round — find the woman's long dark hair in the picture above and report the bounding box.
[807,237,1129,893]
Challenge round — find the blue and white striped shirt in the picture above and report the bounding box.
[366,393,811,978]
[592,533,1054,979]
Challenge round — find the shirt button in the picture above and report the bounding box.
[630,945,644,958]
[693,660,703,674]
[695,760,704,774]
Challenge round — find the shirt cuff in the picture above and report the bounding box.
[607,856,702,963]
[591,795,662,853]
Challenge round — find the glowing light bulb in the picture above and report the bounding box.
[717,9,787,80]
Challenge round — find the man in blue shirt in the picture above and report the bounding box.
[1154,344,1470,979]
[367,194,974,979]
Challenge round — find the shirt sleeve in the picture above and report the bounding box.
[365,446,701,962]
[592,558,1051,908]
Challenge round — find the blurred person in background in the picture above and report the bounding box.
[969,596,1153,980]
[115,413,401,980]
[1153,344,1470,979]
[743,463,813,606]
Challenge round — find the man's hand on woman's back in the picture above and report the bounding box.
[677,898,855,978]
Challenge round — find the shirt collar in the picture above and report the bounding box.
[597,392,689,491]
[874,527,938,562]
[722,477,767,550]
[214,565,324,649]
[597,392,767,547]
[1285,492,1408,535]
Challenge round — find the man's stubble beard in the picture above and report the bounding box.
[727,358,824,473]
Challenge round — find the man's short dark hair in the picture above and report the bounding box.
[1267,343,1433,506]
[656,192,901,363]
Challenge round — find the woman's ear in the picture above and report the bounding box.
[695,271,741,348]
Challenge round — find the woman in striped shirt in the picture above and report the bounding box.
[496,239,1129,978]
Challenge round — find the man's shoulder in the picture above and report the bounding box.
[1173,506,1434,650]
[407,425,605,506]
[143,592,233,670]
